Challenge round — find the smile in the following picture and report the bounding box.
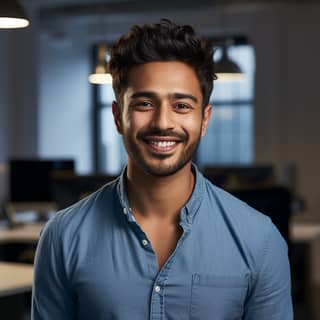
[150,141,176,148]
[143,138,180,153]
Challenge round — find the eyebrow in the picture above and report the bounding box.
[130,91,199,104]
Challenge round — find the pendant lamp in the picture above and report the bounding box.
[0,0,30,29]
[215,39,243,82]
[89,44,112,85]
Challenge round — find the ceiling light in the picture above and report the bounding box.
[215,39,244,82]
[89,44,112,85]
[0,0,30,29]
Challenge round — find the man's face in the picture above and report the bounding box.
[112,61,211,177]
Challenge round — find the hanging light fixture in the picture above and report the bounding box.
[89,44,112,85]
[0,0,30,29]
[215,38,244,82]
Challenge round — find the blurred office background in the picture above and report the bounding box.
[0,0,320,319]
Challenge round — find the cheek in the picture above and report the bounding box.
[123,112,149,134]
[122,112,135,131]
[182,115,203,136]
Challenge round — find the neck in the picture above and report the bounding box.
[126,162,195,223]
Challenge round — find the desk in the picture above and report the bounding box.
[0,223,43,244]
[0,262,33,320]
[5,202,57,225]
[290,218,320,318]
[290,219,320,242]
[0,223,44,262]
[0,262,33,297]
[290,219,320,284]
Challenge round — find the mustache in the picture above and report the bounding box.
[137,129,187,141]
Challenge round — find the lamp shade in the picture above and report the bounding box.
[89,44,113,85]
[0,0,30,29]
[88,61,113,84]
[215,43,243,81]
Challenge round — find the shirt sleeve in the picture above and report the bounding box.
[243,221,293,320]
[31,217,76,320]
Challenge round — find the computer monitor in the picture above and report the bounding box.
[52,174,116,210]
[202,165,275,190]
[9,158,75,203]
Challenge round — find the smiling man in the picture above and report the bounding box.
[116,62,206,178]
[32,20,293,319]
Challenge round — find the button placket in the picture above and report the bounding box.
[150,282,163,320]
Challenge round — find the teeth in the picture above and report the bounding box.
[151,141,176,148]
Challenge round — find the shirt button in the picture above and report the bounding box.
[142,239,148,246]
[154,285,161,293]
[123,207,127,215]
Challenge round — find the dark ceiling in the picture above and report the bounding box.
[21,0,319,42]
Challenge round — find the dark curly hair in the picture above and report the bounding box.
[109,19,216,108]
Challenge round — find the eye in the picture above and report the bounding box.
[174,103,192,112]
[140,101,153,107]
[131,100,154,110]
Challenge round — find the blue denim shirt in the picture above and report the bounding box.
[32,165,293,319]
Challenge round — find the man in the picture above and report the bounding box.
[32,20,293,319]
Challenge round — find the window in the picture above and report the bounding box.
[94,42,255,174]
[197,43,255,166]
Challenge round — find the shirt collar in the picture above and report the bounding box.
[116,163,205,224]
[184,163,205,224]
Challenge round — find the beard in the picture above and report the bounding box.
[122,127,202,177]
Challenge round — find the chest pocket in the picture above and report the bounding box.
[190,273,248,320]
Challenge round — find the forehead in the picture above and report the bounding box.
[124,61,202,102]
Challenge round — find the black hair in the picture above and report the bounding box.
[109,19,216,108]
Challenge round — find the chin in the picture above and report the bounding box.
[140,159,191,177]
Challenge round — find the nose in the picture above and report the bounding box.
[151,103,175,131]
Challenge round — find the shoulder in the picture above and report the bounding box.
[40,177,119,245]
[203,178,288,267]
[204,177,271,227]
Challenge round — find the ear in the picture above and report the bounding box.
[201,104,212,137]
[112,101,123,134]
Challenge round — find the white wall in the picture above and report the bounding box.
[283,5,320,213]
[0,32,10,204]
[38,37,93,174]
[228,4,320,214]
[0,26,39,204]
[239,4,320,213]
